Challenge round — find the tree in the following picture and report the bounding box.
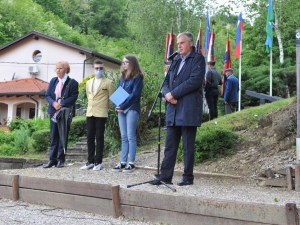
[89,0,129,38]
[127,0,205,73]
[59,0,93,34]
[33,0,66,22]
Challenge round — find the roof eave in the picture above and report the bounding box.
[0,91,46,97]
[0,31,122,65]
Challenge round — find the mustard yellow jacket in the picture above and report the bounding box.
[86,77,114,117]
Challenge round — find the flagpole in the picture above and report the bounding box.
[270,49,272,96]
[238,54,242,111]
[238,27,242,111]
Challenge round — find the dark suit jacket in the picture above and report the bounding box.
[46,76,79,115]
[163,48,205,127]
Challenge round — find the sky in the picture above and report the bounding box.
[207,0,253,21]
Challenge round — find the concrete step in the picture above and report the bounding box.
[67,147,88,153]
[72,142,88,148]
[65,153,86,162]
[79,137,87,142]
[45,152,87,162]
[45,137,88,161]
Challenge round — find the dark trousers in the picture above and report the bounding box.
[49,117,70,163]
[160,126,197,182]
[225,102,237,114]
[205,88,219,120]
[86,116,107,164]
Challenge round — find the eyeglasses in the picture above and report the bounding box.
[122,61,129,65]
[94,67,104,70]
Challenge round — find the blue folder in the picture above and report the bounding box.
[109,86,129,106]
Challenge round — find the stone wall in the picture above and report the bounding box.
[0,157,47,170]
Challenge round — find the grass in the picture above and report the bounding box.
[200,97,294,132]
[16,153,46,159]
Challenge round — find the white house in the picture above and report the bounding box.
[0,30,122,122]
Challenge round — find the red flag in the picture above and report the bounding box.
[207,31,215,61]
[222,36,232,74]
[195,27,203,54]
[165,28,176,61]
[234,12,244,58]
[221,35,232,96]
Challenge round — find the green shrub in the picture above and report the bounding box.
[31,117,50,131]
[104,136,121,157]
[2,131,16,146]
[31,129,51,152]
[9,117,32,132]
[12,127,30,154]
[8,117,49,135]
[0,130,7,145]
[176,127,237,164]
[68,116,86,144]
[0,143,17,156]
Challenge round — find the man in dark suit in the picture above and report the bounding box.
[151,32,205,186]
[205,61,222,120]
[44,61,78,168]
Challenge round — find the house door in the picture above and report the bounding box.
[29,108,35,119]
[16,108,21,118]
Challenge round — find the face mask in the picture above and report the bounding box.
[95,70,104,78]
[62,73,68,83]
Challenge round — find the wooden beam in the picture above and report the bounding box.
[12,175,19,201]
[111,185,120,218]
[295,165,300,191]
[0,173,14,186]
[19,188,114,216]
[265,178,287,187]
[120,189,288,225]
[19,176,112,199]
[286,203,299,225]
[286,167,293,190]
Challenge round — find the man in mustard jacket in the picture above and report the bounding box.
[80,59,114,171]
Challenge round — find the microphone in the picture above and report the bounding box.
[167,51,179,60]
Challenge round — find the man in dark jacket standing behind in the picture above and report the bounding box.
[151,31,205,186]
[205,61,222,120]
[223,68,239,114]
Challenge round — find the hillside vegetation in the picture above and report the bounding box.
[192,97,297,177]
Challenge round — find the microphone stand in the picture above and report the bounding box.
[127,59,177,192]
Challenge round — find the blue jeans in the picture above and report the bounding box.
[118,110,139,163]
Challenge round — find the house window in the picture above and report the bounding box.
[29,108,35,119]
[33,50,42,62]
[16,108,21,118]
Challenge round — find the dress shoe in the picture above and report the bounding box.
[56,161,64,168]
[177,179,193,186]
[43,161,57,168]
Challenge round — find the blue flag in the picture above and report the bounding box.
[204,9,210,50]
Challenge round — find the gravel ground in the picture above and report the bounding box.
[1,158,300,224]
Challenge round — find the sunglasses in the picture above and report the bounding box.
[122,61,129,65]
[94,67,104,70]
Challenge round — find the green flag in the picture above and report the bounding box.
[265,0,274,53]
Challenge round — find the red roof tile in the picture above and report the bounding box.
[0,77,48,96]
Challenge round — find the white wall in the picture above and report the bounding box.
[0,37,120,83]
